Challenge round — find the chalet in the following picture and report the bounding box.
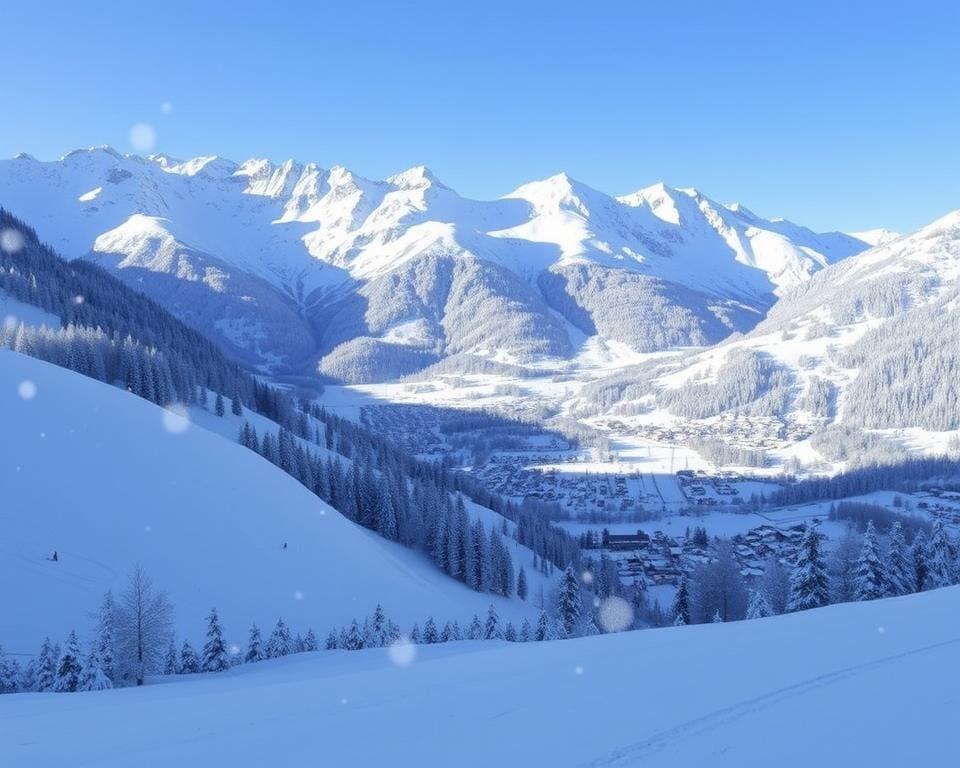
[604,531,651,551]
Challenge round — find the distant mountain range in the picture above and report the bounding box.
[1,147,875,381]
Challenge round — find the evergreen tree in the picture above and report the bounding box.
[214,392,225,417]
[853,521,888,601]
[440,622,453,643]
[422,617,439,644]
[557,566,582,637]
[54,631,83,692]
[787,524,831,612]
[468,615,483,641]
[79,647,113,691]
[519,618,532,642]
[266,619,292,658]
[409,623,422,644]
[534,609,549,642]
[201,608,230,673]
[35,637,57,692]
[484,604,501,640]
[94,590,116,684]
[886,522,915,596]
[163,639,180,675]
[231,393,243,416]
[745,589,773,619]
[245,624,264,663]
[516,565,528,601]
[345,620,364,651]
[912,529,930,592]
[672,574,691,625]
[503,622,517,642]
[449,620,463,642]
[366,605,389,648]
[303,629,318,652]
[0,645,20,693]
[325,628,339,650]
[926,518,955,589]
[179,641,200,674]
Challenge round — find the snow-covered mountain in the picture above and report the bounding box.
[582,209,960,468]
[0,148,871,380]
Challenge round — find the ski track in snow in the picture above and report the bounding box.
[585,636,960,766]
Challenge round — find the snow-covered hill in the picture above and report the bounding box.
[0,149,870,379]
[0,350,539,655]
[4,581,956,767]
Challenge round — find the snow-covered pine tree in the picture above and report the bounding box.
[164,639,180,675]
[53,631,83,692]
[912,529,930,592]
[745,589,773,619]
[94,590,116,684]
[201,608,230,673]
[35,637,57,692]
[557,566,582,637]
[214,392,225,417]
[0,645,20,693]
[303,629,318,652]
[79,647,113,691]
[926,518,956,589]
[519,618,532,642]
[409,623,422,644]
[231,393,243,416]
[345,620,364,651]
[484,604,501,640]
[266,619,292,658]
[672,574,691,625]
[886,521,915,596]
[245,624,264,663]
[503,622,517,642]
[534,609,549,641]
[468,518,488,591]
[853,521,888,601]
[466,615,481,641]
[440,622,453,643]
[325,628,339,650]
[422,617,439,644]
[179,641,200,674]
[787,523,831,612]
[366,604,389,648]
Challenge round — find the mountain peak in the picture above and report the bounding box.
[387,165,446,190]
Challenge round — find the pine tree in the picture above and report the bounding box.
[245,624,264,663]
[534,609,549,641]
[214,392,225,417]
[303,629,318,652]
[201,608,230,673]
[503,622,517,642]
[886,522,915,596]
[516,566,528,601]
[266,619,292,658]
[179,641,200,674]
[672,574,691,625]
[54,631,83,692]
[926,518,955,589]
[745,589,772,619]
[557,566,582,637]
[163,639,180,674]
[484,604,501,640]
[912,529,930,592]
[345,620,364,651]
[366,605,389,648]
[79,647,113,691]
[787,524,830,612]
[422,617,439,644]
[231,393,243,416]
[440,622,453,643]
[325,628,339,650]
[468,615,483,641]
[519,618,532,642]
[409,623,422,644]
[0,645,20,693]
[94,590,116,684]
[35,637,57,692]
[853,521,888,601]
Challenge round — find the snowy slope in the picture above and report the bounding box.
[0,351,538,655]
[0,149,871,377]
[3,584,957,767]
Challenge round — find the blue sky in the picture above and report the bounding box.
[2,1,957,232]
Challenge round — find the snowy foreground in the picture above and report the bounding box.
[4,586,957,767]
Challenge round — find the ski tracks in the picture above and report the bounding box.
[585,636,960,767]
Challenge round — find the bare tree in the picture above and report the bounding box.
[115,564,174,686]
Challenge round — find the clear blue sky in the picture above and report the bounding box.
[2,1,957,232]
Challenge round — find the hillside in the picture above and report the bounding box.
[3,581,956,767]
[0,149,870,379]
[0,350,540,656]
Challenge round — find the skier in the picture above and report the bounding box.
[51,550,59,562]
[282,542,287,550]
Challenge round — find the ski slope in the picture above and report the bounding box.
[3,584,956,767]
[0,351,538,656]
